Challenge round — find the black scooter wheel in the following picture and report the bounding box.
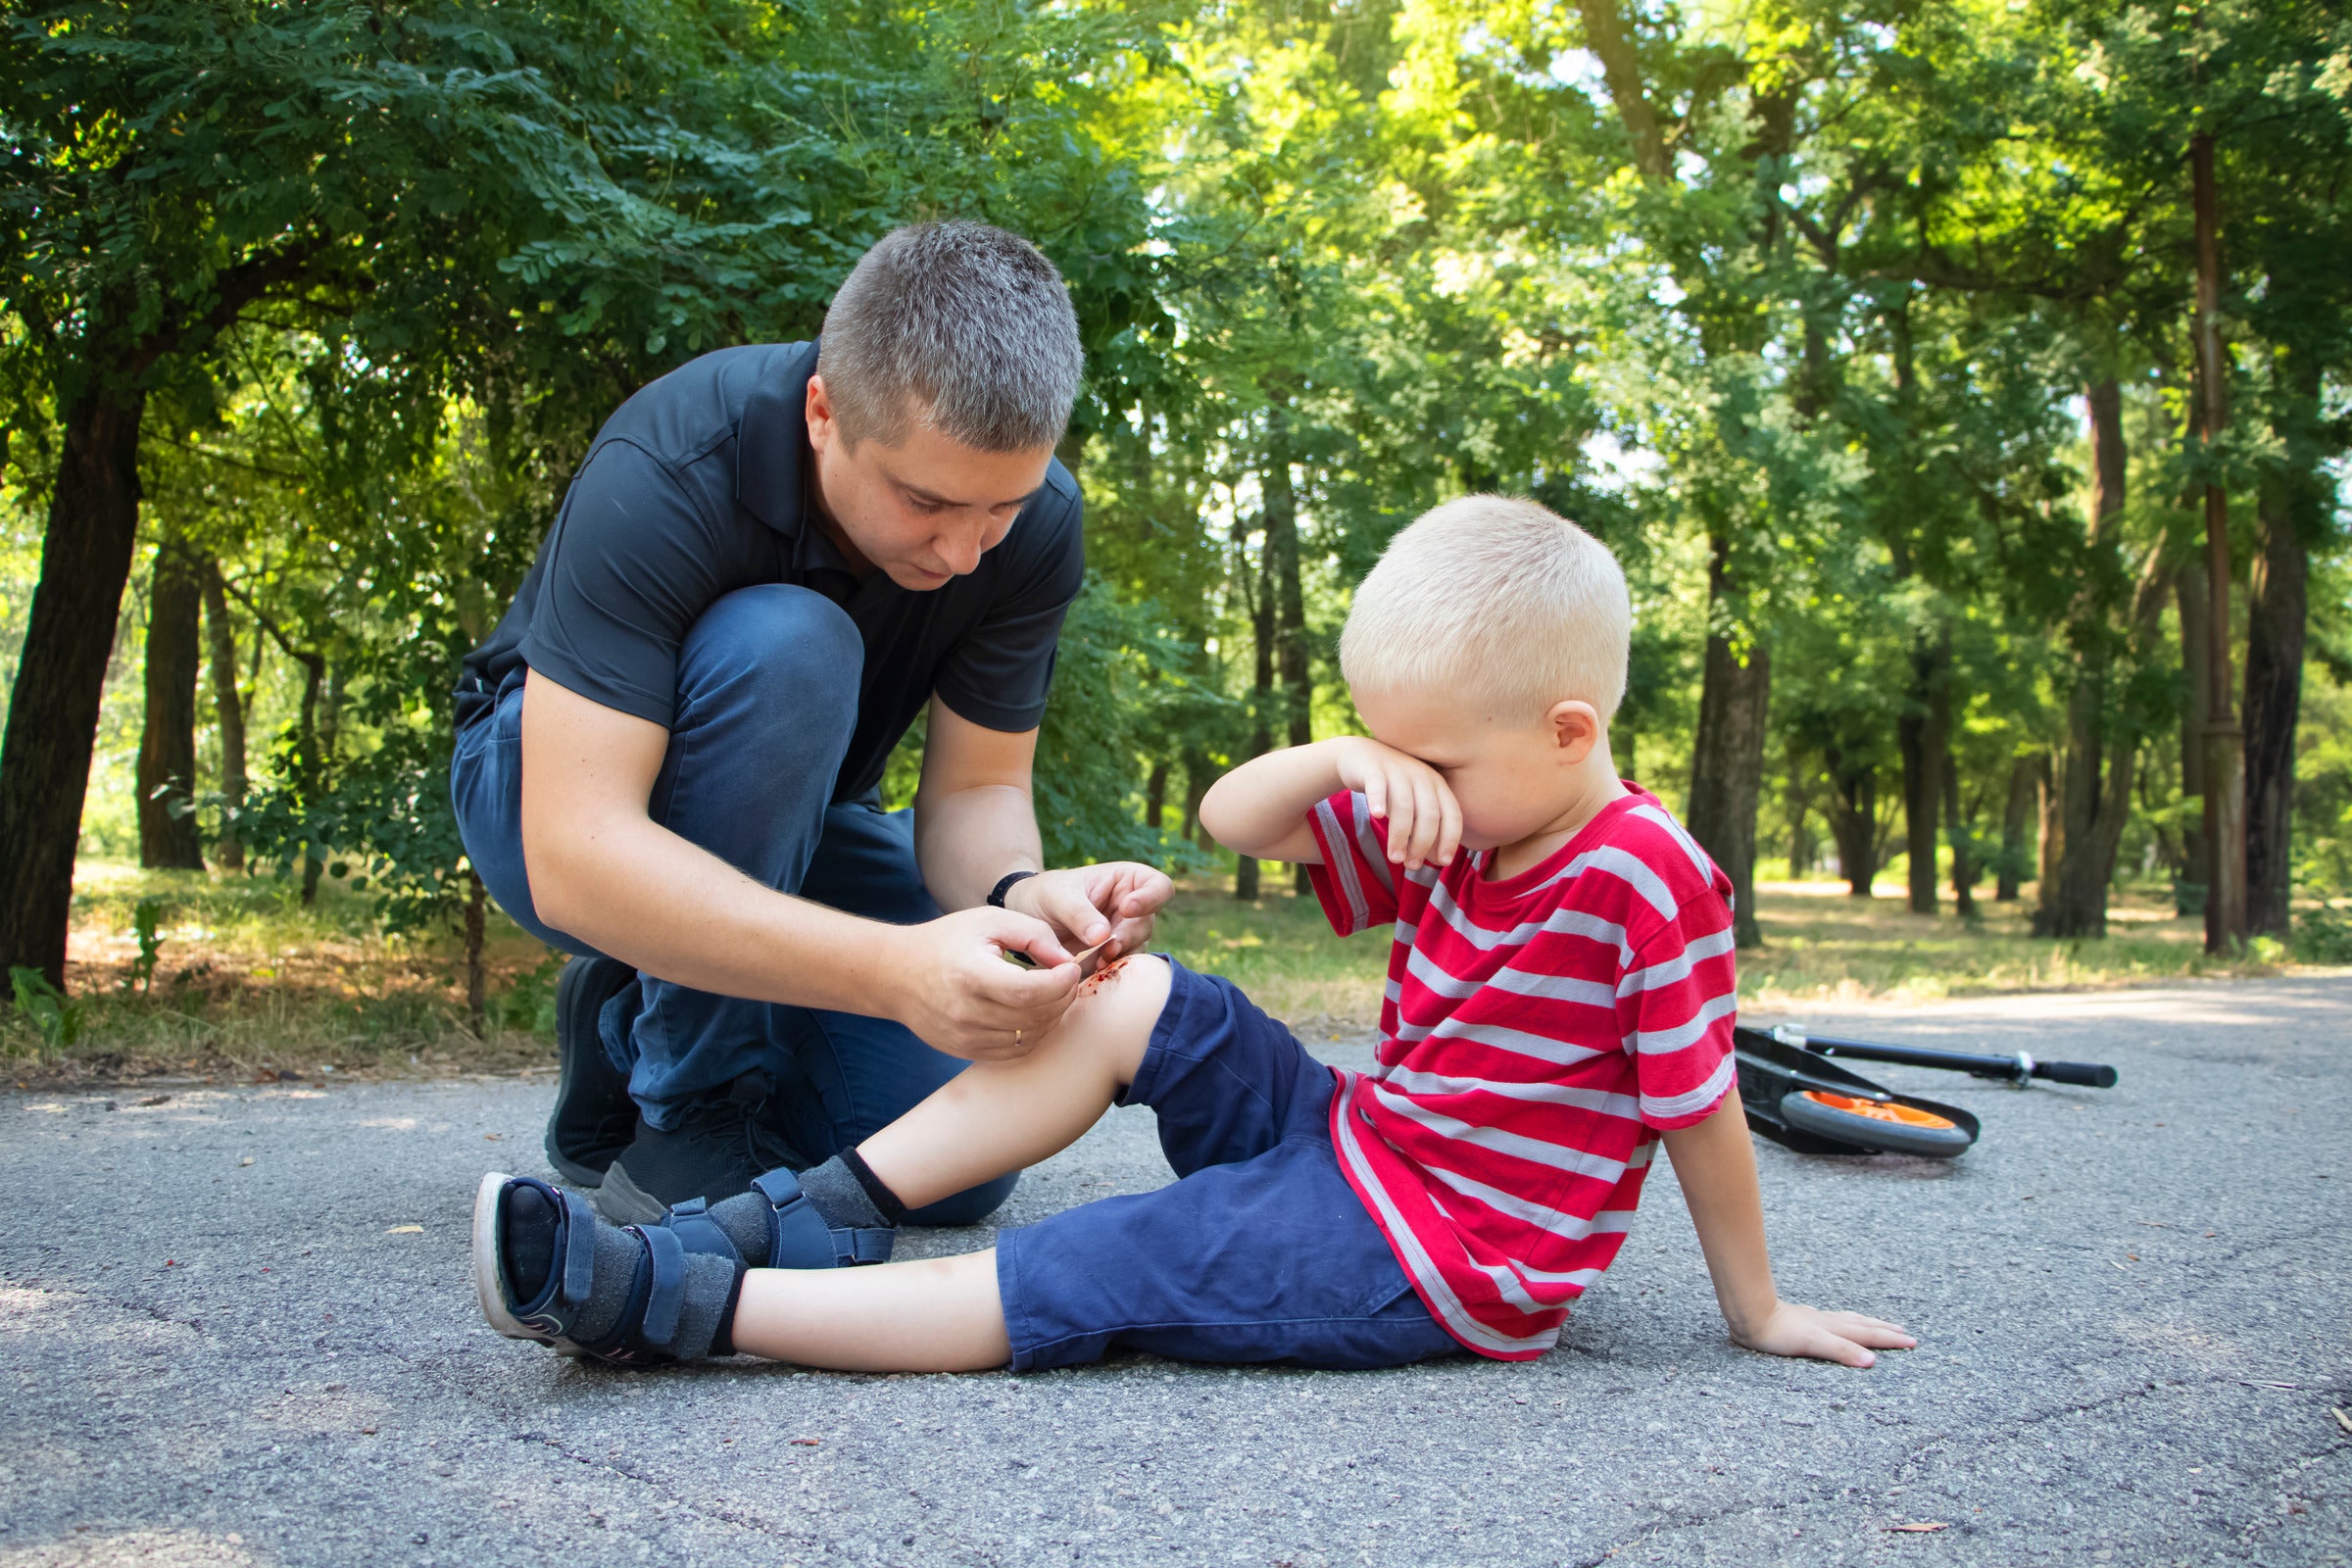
[1778,1090,1975,1158]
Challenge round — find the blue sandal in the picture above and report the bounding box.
[474,1171,742,1367]
[656,1166,896,1271]
[474,1167,893,1368]
[473,1172,601,1355]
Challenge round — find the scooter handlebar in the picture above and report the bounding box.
[2035,1059,2119,1089]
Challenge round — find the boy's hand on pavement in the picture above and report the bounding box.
[891,907,1084,1061]
[1005,862,1173,967]
[1333,736,1462,870]
[1731,1300,1916,1368]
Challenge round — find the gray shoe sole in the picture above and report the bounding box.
[593,1159,670,1226]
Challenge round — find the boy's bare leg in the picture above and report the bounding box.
[730,956,1173,1372]
[856,955,1171,1210]
[732,1250,1010,1371]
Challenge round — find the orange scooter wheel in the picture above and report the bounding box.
[1796,1092,1958,1129]
[1777,1088,1976,1157]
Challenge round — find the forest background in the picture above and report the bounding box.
[2,0,2349,1073]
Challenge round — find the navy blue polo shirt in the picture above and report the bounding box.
[457,341,1085,802]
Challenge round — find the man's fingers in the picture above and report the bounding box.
[975,956,1085,1006]
[989,908,1073,967]
[1038,880,1113,948]
[1115,866,1174,916]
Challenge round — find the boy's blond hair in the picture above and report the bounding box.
[1339,495,1630,718]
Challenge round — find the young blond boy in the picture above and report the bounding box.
[472,496,1913,1374]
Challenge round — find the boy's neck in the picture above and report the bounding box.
[1488,751,1631,881]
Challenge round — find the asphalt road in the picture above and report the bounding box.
[2,975,2347,1568]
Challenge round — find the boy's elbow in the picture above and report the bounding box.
[1195,787,1250,856]
[1195,782,1233,839]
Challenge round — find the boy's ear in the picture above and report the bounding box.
[1546,700,1604,764]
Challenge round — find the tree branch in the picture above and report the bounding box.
[126,238,334,382]
[1575,0,1673,183]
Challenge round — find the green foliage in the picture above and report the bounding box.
[6,0,2351,1005]
[2292,900,2352,965]
[497,952,565,1039]
[122,898,165,996]
[7,965,80,1050]
[1033,577,1225,870]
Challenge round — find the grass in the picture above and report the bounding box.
[1,859,562,1084]
[2,858,2333,1083]
[1157,872,2310,1029]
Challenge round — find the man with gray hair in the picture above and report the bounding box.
[452,221,1170,1229]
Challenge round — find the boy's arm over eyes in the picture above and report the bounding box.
[1661,1092,1919,1367]
[1200,737,1461,869]
[1199,742,1348,863]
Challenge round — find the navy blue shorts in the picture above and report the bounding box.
[995,960,1460,1372]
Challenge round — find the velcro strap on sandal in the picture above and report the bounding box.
[836,1226,895,1266]
[558,1187,600,1309]
[634,1223,688,1351]
[660,1196,743,1269]
[752,1168,897,1269]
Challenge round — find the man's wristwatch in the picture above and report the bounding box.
[987,870,1039,908]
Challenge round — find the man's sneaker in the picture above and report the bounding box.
[595,1070,810,1225]
[545,956,641,1188]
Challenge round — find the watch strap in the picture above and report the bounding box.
[986,869,1039,908]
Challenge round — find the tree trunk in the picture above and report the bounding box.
[1786,745,1815,878]
[1824,749,1878,898]
[1264,407,1315,897]
[2036,754,2059,900]
[1236,527,1276,902]
[1996,756,2036,902]
[2241,487,2304,936]
[1144,760,1168,837]
[1685,541,1769,946]
[295,652,327,906]
[2175,563,2212,913]
[2190,131,2247,952]
[137,537,208,870]
[1896,633,1948,914]
[2243,364,2319,938]
[1182,750,1212,849]
[1936,681,1975,918]
[2035,379,2137,940]
[465,867,488,1037]
[201,562,247,870]
[0,386,149,990]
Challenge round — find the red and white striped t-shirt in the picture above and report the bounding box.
[1305,784,1739,1360]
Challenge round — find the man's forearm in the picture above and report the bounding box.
[911,782,1043,912]
[531,809,911,1015]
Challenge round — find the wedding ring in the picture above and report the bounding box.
[1014,1027,1024,1049]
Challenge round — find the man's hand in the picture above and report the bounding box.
[1004,862,1173,965]
[1730,1300,1916,1368]
[1333,736,1462,870]
[887,906,1086,1060]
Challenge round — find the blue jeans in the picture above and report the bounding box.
[451,584,1014,1224]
